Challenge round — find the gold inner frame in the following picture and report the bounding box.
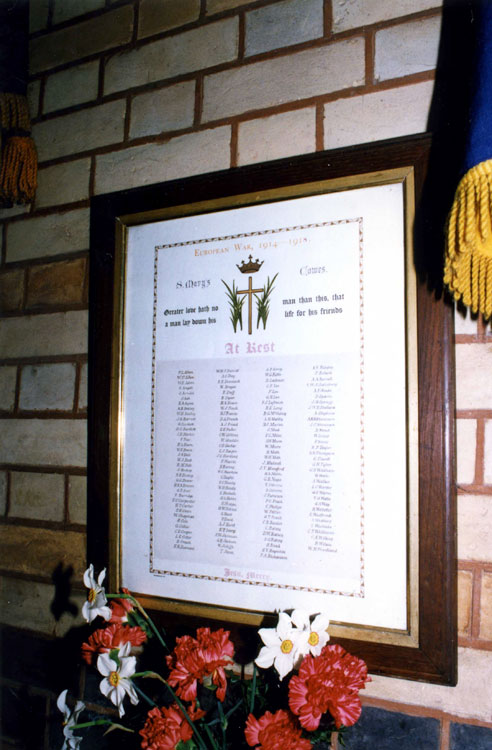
[109,167,420,648]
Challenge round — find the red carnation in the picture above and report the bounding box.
[140,704,194,750]
[81,622,147,665]
[288,644,370,730]
[166,627,234,707]
[244,709,311,750]
[109,588,135,624]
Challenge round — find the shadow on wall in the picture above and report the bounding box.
[1,623,92,749]
[50,563,79,621]
[415,0,478,294]
[1,562,83,749]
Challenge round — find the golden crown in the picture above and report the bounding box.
[237,255,264,273]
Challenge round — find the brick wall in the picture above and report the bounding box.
[0,0,491,748]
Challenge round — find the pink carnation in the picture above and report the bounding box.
[288,644,370,730]
[245,709,311,750]
[140,704,193,750]
[109,588,135,624]
[166,627,234,708]
[81,622,147,665]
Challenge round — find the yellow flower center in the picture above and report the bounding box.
[280,639,294,654]
[308,631,319,647]
[109,671,120,687]
[88,588,96,603]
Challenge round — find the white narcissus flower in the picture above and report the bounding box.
[291,609,330,657]
[82,564,112,623]
[97,641,139,717]
[56,689,85,750]
[255,611,303,680]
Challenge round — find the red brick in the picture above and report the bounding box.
[0,269,24,313]
[26,257,87,309]
[29,5,134,73]
[479,571,492,640]
[0,524,86,579]
[457,570,473,637]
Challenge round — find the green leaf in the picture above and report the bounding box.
[224,698,243,721]
[102,722,135,736]
[108,648,120,665]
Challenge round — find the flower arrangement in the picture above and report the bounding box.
[59,565,370,749]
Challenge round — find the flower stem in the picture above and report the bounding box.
[203,720,221,750]
[132,680,157,707]
[249,663,257,714]
[133,601,170,653]
[217,700,227,750]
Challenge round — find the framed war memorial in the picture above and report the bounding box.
[88,134,456,685]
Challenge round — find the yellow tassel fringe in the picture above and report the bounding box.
[0,92,37,206]
[445,158,492,319]
[0,136,37,205]
[0,92,31,132]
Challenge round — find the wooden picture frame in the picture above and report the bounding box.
[88,133,456,685]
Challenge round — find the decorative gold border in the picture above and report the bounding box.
[110,167,419,648]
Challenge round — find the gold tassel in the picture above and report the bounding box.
[0,92,37,206]
[0,92,31,132]
[445,159,492,319]
[0,135,37,205]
